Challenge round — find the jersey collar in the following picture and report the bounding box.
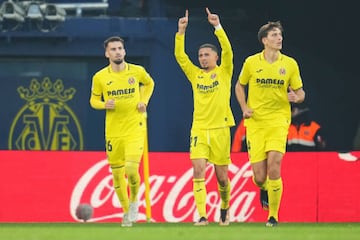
[108,62,129,73]
[260,50,283,62]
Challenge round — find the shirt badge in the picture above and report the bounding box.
[128,77,135,85]
[279,68,286,75]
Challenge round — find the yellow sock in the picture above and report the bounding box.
[193,178,207,218]
[267,178,283,221]
[125,161,140,203]
[111,166,129,213]
[218,179,230,209]
[252,176,268,190]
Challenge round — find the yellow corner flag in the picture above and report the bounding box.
[143,112,152,222]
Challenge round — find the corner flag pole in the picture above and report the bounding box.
[143,112,152,222]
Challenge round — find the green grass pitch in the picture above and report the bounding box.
[1,222,360,240]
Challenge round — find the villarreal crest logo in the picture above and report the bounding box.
[8,77,83,150]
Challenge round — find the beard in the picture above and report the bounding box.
[113,59,124,65]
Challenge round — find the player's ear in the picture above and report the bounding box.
[262,37,268,47]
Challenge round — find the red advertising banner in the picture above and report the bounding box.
[0,151,359,223]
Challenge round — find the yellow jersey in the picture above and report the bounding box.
[91,63,154,137]
[174,28,235,130]
[238,51,303,128]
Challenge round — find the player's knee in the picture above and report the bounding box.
[111,166,125,188]
[252,175,266,188]
[192,160,207,178]
[125,161,140,184]
[193,168,206,178]
[267,169,281,180]
[218,180,228,188]
[217,176,229,187]
[267,163,281,179]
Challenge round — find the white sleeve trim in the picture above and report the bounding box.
[214,24,222,30]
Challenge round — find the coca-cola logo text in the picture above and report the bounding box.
[70,158,257,223]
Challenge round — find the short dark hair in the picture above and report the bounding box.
[199,43,218,54]
[257,21,283,44]
[103,36,125,49]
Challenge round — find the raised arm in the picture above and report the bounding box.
[174,9,198,78]
[206,8,233,72]
[177,9,188,35]
[206,8,220,27]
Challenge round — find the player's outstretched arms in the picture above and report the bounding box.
[178,10,188,35]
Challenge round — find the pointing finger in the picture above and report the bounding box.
[185,9,188,18]
[206,7,211,15]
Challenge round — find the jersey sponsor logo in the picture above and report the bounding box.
[107,88,135,96]
[9,77,83,150]
[196,80,219,93]
[256,78,285,88]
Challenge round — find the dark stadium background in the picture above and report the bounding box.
[0,0,358,151]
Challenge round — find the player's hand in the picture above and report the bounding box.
[242,107,253,119]
[206,8,220,27]
[178,10,189,34]
[137,102,147,113]
[105,99,115,109]
[288,87,300,103]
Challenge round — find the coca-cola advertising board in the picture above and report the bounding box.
[0,151,359,223]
